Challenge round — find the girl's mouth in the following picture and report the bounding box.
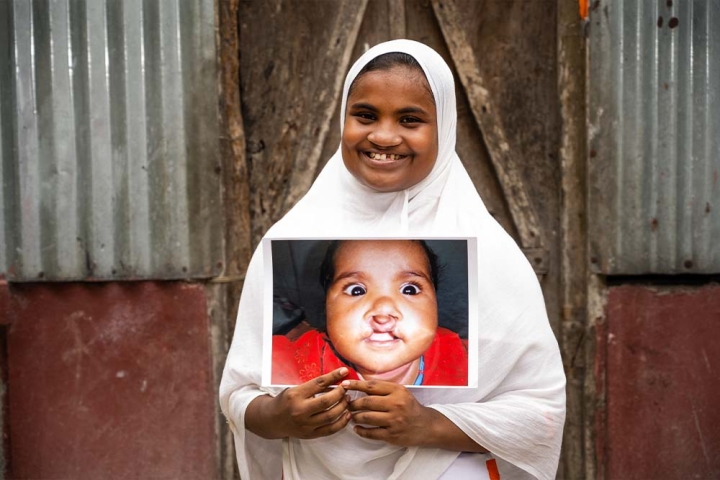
[365,151,408,161]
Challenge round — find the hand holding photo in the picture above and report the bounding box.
[264,238,477,388]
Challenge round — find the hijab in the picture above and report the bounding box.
[219,39,566,480]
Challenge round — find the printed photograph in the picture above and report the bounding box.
[263,238,477,388]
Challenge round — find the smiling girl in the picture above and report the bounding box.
[220,40,565,480]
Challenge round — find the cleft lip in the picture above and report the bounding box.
[366,331,399,343]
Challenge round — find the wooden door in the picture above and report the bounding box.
[218,0,574,477]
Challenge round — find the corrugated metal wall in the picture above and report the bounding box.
[588,0,720,274]
[0,0,223,281]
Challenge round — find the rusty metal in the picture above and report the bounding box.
[603,284,720,479]
[5,281,217,478]
[0,0,222,281]
[588,0,720,274]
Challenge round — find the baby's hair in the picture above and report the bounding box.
[348,52,434,103]
[319,240,441,292]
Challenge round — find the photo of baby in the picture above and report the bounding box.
[265,238,475,387]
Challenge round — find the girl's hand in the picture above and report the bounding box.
[342,379,488,452]
[245,368,351,439]
[342,379,432,447]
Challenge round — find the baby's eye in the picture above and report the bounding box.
[400,283,421,295]
[343,284,366,296]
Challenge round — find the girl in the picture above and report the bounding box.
[220,40,565,480]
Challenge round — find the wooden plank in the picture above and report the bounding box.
[388,0,406,39]
[281,0,369,216]
[219,0,251,278]
[239,0,368,245]
[558,0,589,478]
[216,2,248,478]
[431,0,545,252]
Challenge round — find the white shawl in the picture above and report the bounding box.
[219,40,566,480]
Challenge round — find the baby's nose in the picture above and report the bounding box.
[368,296,400,328]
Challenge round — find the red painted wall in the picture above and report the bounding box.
[604,284,720,480]
[5,282,217,479]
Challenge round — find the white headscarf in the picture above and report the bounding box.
[219,40,565,480]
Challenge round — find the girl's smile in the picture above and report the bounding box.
[341,66,438,192]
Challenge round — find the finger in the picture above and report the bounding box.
[310,396,350,427]
[313,411,352,438]
[353,425,388,442]
[299,368,349,396]
[350,411,390,427]
[341,379,396,396]
[307,385,347,413]
[348,395,391,413]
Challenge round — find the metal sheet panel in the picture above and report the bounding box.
[0,0,223,281]
[7,282,217,478]
[588,0,720,274]
[604,285,720,478]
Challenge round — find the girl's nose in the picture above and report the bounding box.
[367,124,401,148]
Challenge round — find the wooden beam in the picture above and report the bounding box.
[218,0,251,277]
[388,0,406,39]
[281,0,369,215]
[431,0,545,252]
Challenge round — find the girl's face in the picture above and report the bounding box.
[325,240,438,382]
[342,66,438,192]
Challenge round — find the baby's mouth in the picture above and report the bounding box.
[365,151,408,161]
[367,332,399,343]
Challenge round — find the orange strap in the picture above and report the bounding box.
[579,0,589,19]
[487,458,501,480]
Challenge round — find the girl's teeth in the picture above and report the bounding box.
[369,152,402,160]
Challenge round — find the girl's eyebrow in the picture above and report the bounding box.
[348,102,377,112]
[396,106,429,115]
[348,102,430,116]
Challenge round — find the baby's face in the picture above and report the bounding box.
[325,240,438,379]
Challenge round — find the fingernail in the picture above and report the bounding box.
[341,380,350,387]
[339,367,348,375]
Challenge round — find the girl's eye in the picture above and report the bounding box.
[343,284,366,296]
[353,112,375,121]
[401,284,421,295]
[400,116,421,124]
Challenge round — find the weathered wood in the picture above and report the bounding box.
[402,0,518,239]
[558,0,590,478]
[281,0,369,216]
[239,0,368,246]
[388,0,406,39]
[431,0,545,252]
[586,275,607,480]
[217,1,249,478]
[220,0,251,278]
